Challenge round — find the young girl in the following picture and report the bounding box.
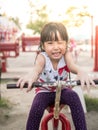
[17,22,95,130]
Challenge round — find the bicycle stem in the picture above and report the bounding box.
[54,81,62,119]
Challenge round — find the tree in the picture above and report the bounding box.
[63,6,91,27]
[9,17,21,29]
[26,1,49,34]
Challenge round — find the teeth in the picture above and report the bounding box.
[53,52,60,55]
[53,54,59,56]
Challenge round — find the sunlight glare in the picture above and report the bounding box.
[0,0,98,25]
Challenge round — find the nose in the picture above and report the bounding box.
[53,42,59,49]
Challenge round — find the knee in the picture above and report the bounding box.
[63,89,78,97]
[69,90,80,100]
[62,89,80,103]
[70,90,79,97]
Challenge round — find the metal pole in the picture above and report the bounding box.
[0,58,2,99]
[93,26,98,71]
[91,16,94,58]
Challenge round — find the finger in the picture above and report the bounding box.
[16,78,23,87]
[20,80,27,90]
[85,77,96,91]
[80,79,85,90]
[85,80,90,93]
[26,81,33,92]
[89,79,96,88]
[80,79,90,93]
[82,76,91,92]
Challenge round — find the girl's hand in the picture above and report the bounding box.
[16,75,34,92]
[76,70,96,92]
[16,54,45,92]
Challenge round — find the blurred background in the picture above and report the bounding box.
[0,0,98,72]
[0,0,97,42]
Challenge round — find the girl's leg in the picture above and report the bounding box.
[61,89,87,130]
[26,92,55,130]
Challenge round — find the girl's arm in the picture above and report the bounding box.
[17,53,45,92]
[65,51,96,92]
[65,51,79,74]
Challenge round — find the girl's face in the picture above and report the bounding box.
[42,31,67,61]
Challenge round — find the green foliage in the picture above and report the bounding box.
[0,98,10,108]
[26,5,48,34]
[84,95,98,112]
[9,17,21,29]
[27,20,47,34]
[64,6,91,27]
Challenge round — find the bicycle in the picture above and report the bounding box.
[7,79,98,130]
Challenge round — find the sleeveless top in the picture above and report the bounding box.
[35,52,70,93]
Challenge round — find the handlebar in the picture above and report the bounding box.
[7,79,98,89]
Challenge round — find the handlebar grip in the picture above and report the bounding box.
[76,80,81,85]
[7,82,43,89]
[7,83,27,89]
[76,79,98,85]
[93,79,98,84]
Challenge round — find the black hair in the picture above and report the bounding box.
[39,22,69,51]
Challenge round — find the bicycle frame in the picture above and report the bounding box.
[41,81,71,130]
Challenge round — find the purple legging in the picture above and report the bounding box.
[26,88,87,130]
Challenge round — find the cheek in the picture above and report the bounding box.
[62,49,67,54]
[61,44,67,51]
[44,44,53,51]
[61,46,67,54]
[45,47,52,53]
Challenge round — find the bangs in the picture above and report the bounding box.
[44,31,60,42]
[40,22,69,43]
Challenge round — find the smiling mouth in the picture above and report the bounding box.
[52,52,61,57]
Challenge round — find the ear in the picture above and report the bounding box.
[42,45,44,50]
[40,42,45,51]
[41,44,45,50]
